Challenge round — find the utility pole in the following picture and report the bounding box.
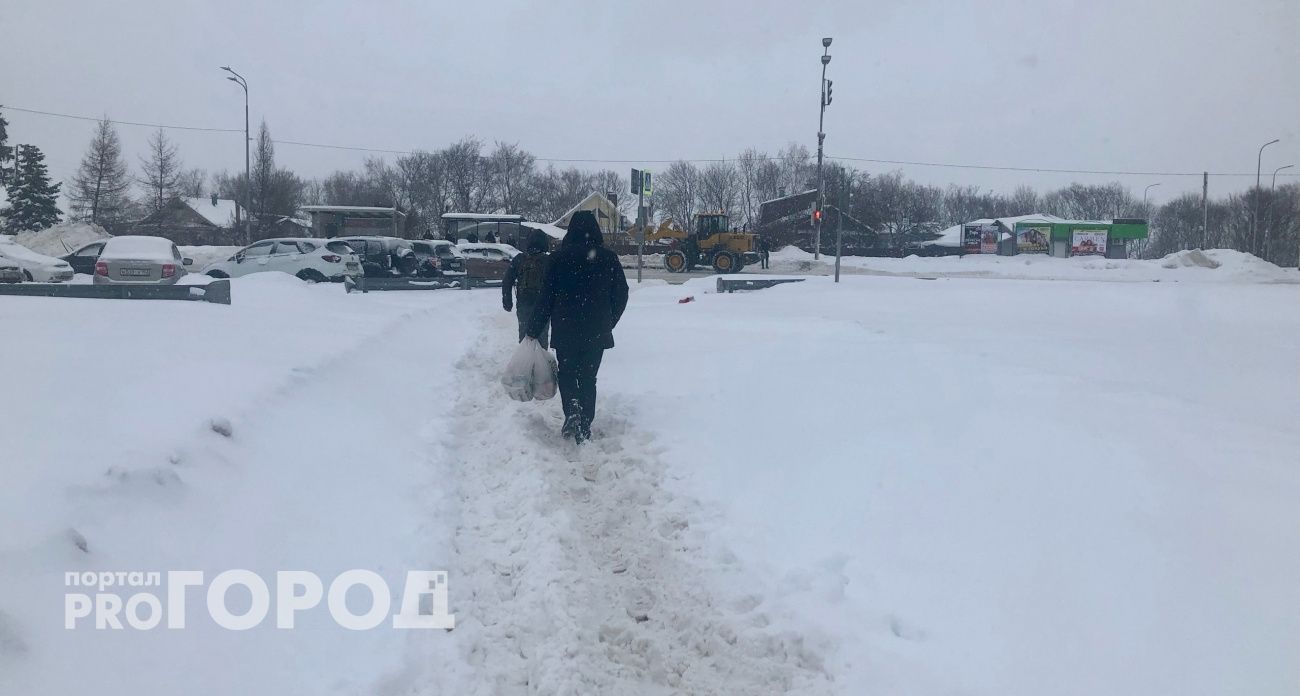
[631,168,649,283]
[814,37,832,260]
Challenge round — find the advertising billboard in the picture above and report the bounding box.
[963,224,982,253]
[1071,229,1108,256]
[1016,225,1050,254]
[979,224,999,254]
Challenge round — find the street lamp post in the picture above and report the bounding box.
[1273,164,1294,190]
[221,66,251,244]
[814,37,832,261]
[1251,138,1279,256]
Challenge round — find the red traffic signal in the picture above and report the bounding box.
[812,208,823,223]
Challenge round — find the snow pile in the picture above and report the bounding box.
[771,245,1299,283]
[179,245,242,269]
[606,275,1300,695]
[1160,248,1221,269]
[619,253,665,269]
[13,221,109,256]
[0,279,476,696]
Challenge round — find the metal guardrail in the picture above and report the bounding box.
[345,275,502,293]
[0,279,231,304]
[716,277,806,293]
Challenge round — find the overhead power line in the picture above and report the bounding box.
[4,103,1296,178]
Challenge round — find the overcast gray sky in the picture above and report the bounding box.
[3,0,1298,205]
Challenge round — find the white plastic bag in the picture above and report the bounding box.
[532,348,559,401]
[501,338,558,402]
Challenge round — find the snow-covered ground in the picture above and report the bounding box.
[771,246,1300,284]
[2,266,1298,695]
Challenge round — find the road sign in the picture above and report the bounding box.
[642,170,652,197]
[630,168,642,195]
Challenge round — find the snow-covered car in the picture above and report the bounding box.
[93,235,192,285]
[203,238,361,282]
[335,236,418,278]
[61,240,107,275]
[457,242,519,280]
[411,239,466,277]
[0,256,23,283]
[0,236,75,282]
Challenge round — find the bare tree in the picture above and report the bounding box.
[176,168,206,198]
[656,160,701,229]
[698,161,741,219]
[486,142,535,214]
[443,137,484,212]
[68,118,131,224]
[137,128,182,213]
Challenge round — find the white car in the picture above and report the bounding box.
[203,237,362,282]
[0,236,74,282]
[93,235,191,285]
[0,256,22,283]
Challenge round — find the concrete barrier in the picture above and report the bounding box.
[0,279,231,305]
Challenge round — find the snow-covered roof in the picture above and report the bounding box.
[182,197,243,228]
[520,220,568,241]
[554,192,621,228]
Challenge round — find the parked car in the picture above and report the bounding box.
[93,235,191,285]
[410,239,465,277]
[61,240,107,275]
[204,238,361,282]
[457,242,519,280]
[335,236,418,277]
[0,256,23,283]
[0,236,75,282]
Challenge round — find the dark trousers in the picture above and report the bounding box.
[760,252,770,269]
[556,347,604,426]
[516,299,548,350]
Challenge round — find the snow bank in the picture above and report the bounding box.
[179,245,242,269]
[770,245,1299,283]
[606,274,1300,695]
[0,281,477,696]
[13,221,109,256]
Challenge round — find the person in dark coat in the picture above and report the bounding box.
[758,235,771,269]
[502,228,551,349]
[526,211,629,442]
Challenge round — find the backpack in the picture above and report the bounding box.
[516,252,548,299]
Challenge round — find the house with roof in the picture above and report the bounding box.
[554,192,626,243]
[132,195,247,246]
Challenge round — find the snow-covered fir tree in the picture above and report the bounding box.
[3,144,63,232]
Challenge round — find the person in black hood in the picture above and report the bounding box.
[526,210,629,443]
[502,228,551,348]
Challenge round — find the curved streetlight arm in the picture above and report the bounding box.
[1273,164,1295,189]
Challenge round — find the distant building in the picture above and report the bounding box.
[132,195,246,246]
[300,206,406,239]
[554,192,626,244]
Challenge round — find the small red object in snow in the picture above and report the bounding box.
[678,296,695,304]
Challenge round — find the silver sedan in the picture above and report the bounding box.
[93,236,193,285]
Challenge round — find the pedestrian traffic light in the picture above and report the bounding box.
[824,80,833,106]
[813,208,823,224]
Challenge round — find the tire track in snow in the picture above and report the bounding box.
[436,313,834,695]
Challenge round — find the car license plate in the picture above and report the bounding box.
[346,263,359,270]
[120,268,151,277]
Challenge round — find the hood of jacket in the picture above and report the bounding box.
[562,210,604,249]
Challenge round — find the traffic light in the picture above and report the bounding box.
[824,79,833,106]
[812,208,823,224]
